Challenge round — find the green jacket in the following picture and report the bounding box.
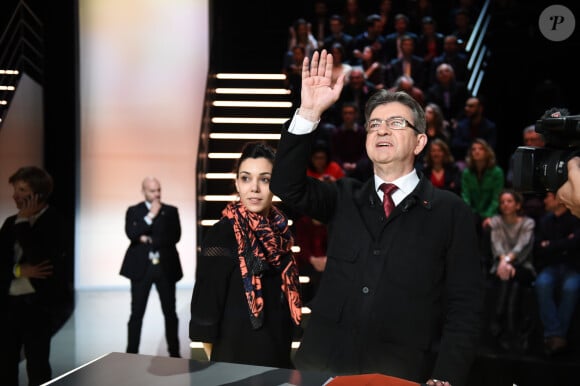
[461,166,504,218]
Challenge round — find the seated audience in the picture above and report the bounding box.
[330,103,367,175]
[421,138,461,195]
[461,138,505,248]
[534,191,580,356]
[488,189,536,353]
[452,96,497,162]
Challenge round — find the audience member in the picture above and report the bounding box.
[307,140,346,182]
[534,191,580,356]
[415,16,445,69]
[488,189,536,353]
[336,66,377,126]
[0,166,69,386]
[451,96,498,161]
[287,18,318,60]
[461,138,505,244]
[429,35,469,84]
[120,176,183,358]
[329,42,353,87]
[376,0,396,36]
[323,14,355,64]
[449,0,481,29]
[360,45,387,89]
[424,102,451,143]
[341,0,366,37]
[271,50,484,386]
[407,0,435,32]
[283,45,306,110]
[451,8,474,52]
[425,63,470,129]
[310,0,331,48]
[190,142,302,368]
[330,103,367,174]
[383,13,418,60]
[421,138,462,195]
[352,14,387,65]
[386,34,428,89]
[388,75,425,108]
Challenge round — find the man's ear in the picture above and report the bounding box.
[414,133,428,155]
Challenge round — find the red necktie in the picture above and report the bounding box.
[380,183,398,218]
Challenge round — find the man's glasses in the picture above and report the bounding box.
[365,116,417,133]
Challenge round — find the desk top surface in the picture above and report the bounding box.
[43,352,335,386]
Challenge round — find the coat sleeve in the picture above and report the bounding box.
[271,125,338,224]
[189,220,237,342]
[432,198,485,386]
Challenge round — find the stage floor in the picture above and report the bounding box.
[16,288,580,386]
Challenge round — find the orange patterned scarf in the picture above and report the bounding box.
[222,201,302,329]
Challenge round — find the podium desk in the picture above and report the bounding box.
[41,352,335,386]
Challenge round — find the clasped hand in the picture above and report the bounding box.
[497,259,515,281]
[20,260,53,279]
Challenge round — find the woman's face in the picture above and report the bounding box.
[429,143,444,164]
[235,157,274,216]
[499,192,520,216]
[470,142,487,162]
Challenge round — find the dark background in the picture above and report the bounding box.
[24,0,580,262]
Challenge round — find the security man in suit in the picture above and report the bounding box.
[120,176,183,357]
[271,50,483,386]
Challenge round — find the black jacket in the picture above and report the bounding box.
[120,202,183,282]
[271,126,484,386]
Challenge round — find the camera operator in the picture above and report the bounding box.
[534,107,580,218]
[557,156,580,218]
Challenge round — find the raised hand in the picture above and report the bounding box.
[298,49,345,122]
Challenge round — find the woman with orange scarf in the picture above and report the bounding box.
[190,142,302,369]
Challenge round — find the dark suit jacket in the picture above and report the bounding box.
[425,80,470,123]
[0,206,71,331]
[451,117,497,160]
[120,202,183,283]
[386,55,428,89]
[271,127,484,386]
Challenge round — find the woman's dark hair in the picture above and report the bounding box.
[9,166,54,203]
[234,142,276,175]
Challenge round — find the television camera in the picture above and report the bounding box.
[512,115,580,194]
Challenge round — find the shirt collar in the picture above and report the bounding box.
[375,169,420,206]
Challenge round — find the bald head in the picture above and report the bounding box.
[142,177,161,203]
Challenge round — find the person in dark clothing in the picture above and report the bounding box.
[271,49,483,386]
[190,142,302,369]
[0,166,69,386]
[534,191,580,356]
[120,176,183,358]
